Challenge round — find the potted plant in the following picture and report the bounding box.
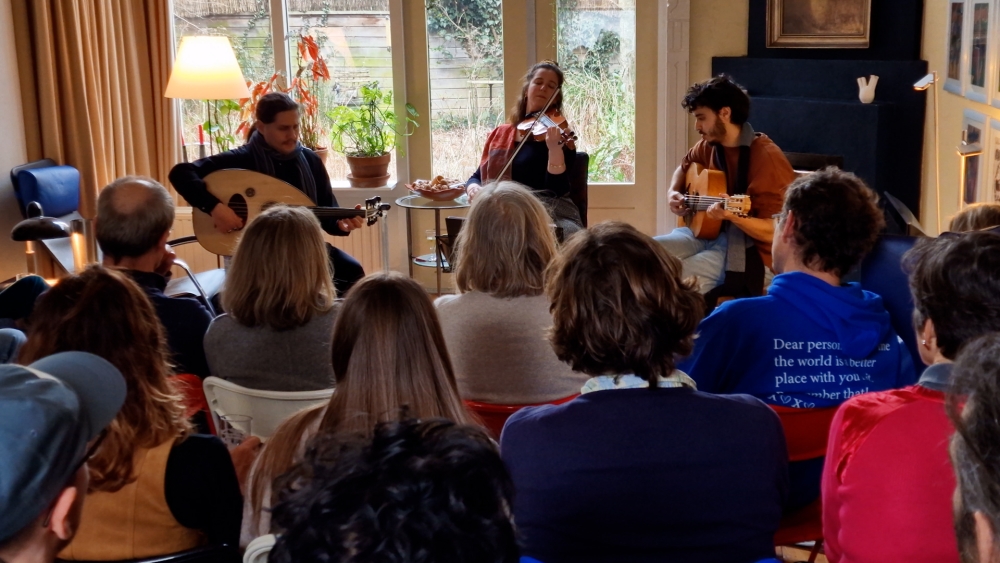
[329,81,419,187]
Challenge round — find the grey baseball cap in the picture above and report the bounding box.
[0,351,126,543]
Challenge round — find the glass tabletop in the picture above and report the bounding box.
[395,194,470,210]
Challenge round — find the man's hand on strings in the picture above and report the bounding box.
[706,201,735,221]
[338,204,366,232]
[211,204,244,234]
[668,190,688,216]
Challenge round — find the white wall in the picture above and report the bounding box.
[0,0,28,280]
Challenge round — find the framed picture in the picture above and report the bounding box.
[962,109,987,206]
[945,0,966,95]
[766,0,871,48]
[988,119,1000,202]
[966,1,991,103]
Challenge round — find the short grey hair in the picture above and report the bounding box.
[96,176,175,259]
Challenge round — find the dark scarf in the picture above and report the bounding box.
[245,130,318,203]
[706,122,765,305]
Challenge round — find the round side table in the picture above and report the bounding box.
[395,194,470,294]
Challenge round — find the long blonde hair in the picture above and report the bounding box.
[223,205,335,330]
[454,181,557,298]
[19,265,191,492]
[248,271,473,524]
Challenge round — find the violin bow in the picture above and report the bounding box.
[495,87,561,182]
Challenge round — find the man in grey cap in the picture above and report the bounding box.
[0,351,126,563]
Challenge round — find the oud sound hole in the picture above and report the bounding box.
[228,194,248,224]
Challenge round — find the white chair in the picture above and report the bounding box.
[243,534,275,563]
[202,376,333,440]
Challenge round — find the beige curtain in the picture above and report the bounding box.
[12,0,177,220]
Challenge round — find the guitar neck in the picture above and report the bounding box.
[307,206,366,219]
[683,195,729,211]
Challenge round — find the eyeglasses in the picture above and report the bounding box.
[772,212,786,228]
[938,225,1000,239]
[40,429,108,528]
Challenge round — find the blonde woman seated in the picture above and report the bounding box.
[204,205,338,391]
[241,271,475,547]
[949,201,1000,232]
[435,181,588,404]
[19,266,242,560]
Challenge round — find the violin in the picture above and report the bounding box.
[516,108,578,151]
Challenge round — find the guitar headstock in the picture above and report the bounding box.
[725,195,752,218]
[364,197,391,225]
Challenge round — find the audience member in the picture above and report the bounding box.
[822,231,1000,563]
[96,176,213,378]
[19,266,242,560]
[269,418,519,563]
[501,222,788,563]
[679,168,915,510]
[0,351,125,563]
[435,181,588,403]
[949,201,1000,232]
[242,271,475,546]
[205,205,337,391]
[949,333,1000,563]
[0,328,26,363]
[0,274,48,329]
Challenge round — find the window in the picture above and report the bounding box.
[425,0,504,180]
[172,0,272,156]
[557,0,636,183]
[287,2,396,180]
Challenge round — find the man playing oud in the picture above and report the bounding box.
[656,75,796,297]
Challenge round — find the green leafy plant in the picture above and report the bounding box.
[328,81,419,157]
[205,99,242,152]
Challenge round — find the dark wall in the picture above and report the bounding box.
[747,0,925,61]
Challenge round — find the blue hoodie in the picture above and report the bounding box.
[679,272,917,408]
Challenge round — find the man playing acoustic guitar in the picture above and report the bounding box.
[657,75,796,298]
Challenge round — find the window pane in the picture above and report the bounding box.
[288,2,396,181]
[425,0,504,181]
[172,0,273,156]
[558,0,636,183]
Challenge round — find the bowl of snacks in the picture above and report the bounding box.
[407,176,467,201]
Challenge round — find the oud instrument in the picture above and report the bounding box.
[192,169,388,256]
[682,164,751,240]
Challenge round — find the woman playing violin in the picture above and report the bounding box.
[466,61,584,235]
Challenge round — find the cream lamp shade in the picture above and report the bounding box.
[165,36,250,99]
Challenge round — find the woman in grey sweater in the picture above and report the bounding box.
[204,205,337,391]
[435,181,588,404]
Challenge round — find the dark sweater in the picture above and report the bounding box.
[126,270,213,378]
[164,435,243,546]
[468,137,576,199]
[500,387,789,563]
[168,146,348,236]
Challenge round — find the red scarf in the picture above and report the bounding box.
[477,124,518,183]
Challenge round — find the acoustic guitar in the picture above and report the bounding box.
[192,169,389,256]
[682,164,752,240]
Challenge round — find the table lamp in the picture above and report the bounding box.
[165,36,250,156]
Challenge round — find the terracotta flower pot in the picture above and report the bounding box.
[312,147,330,166]
[346,153,391,188]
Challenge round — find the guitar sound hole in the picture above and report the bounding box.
[228,194,248,224]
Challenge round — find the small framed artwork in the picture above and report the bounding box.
[966,1,990,103]
[961,109,987,206]
[766,0,871,48]
[945,0,966,95]
[988,119,1000,202]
